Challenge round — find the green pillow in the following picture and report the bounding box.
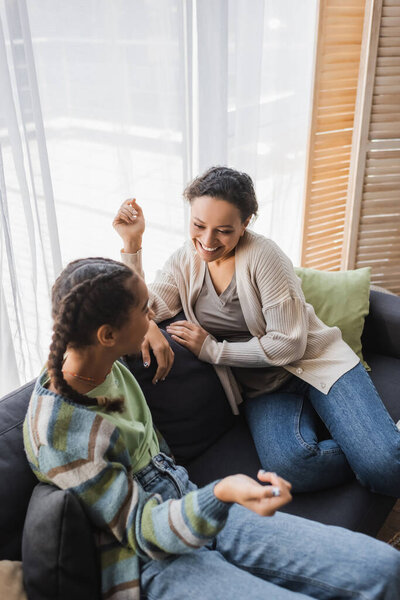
[294,266,371,370]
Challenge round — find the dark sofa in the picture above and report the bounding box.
[1,289,399,599]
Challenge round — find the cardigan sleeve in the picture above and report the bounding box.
[198,243,309,367]
[36,416,229,559]
[120,249,183,323]
[199,298,308,367]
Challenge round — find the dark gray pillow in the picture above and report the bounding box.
[125,313,235,464]
[22,483,100,600]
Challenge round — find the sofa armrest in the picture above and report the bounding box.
[362,290,400,359]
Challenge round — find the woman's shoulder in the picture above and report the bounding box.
[238,230,287,262]
[237,231,302,299]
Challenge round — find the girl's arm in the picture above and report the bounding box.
[32,410,228,558]
[29,404,290,559]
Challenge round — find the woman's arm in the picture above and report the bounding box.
[113,199,178,379]
[167,245,309,367]
[113,199,183,321]
[167,298,308,367]
[198,296,308,367]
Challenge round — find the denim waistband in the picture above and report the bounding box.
[134,452,177,487]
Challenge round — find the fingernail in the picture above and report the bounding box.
[143,362,149,368]
[153,379,158,385]
[161,378,165,381]
[259,469,266,474]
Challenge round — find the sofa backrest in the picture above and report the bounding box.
[0,381,36,560]
[362,290,400,359]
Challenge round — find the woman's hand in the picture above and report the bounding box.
[141,321,175,384]
[166,321,209,356]
[113,198,145,254]
[214,471,292,516]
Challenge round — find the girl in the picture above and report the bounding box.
[113,166,400,495]
[24,257,400,600]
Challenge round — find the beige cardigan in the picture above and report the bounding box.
[121,230,359,414]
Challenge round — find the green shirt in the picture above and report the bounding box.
[87,360,160,472]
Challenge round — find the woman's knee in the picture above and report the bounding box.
[354,451,400,497]
[255,443,352,493]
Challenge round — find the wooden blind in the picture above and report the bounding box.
[301,0,366,270]
[343,0,400,294]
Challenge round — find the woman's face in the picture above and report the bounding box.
[190,196,250,264]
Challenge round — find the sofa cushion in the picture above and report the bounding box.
[0,381,36,560]
[22,483,100,600]
[295,266,371,369]
[126,312,235,464]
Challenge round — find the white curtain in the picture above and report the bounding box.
[0,0,317,395]
[0,0,61,395]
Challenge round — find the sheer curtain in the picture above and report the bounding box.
[0,0,61,395]
[0,0,317,395]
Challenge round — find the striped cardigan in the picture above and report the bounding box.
[121,229,359,414]
[23,373,230,600]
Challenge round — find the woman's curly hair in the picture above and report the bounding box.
[184,166,258,222]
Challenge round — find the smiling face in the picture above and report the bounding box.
[190,196,250,263]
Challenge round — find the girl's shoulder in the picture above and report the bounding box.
[25,372,129,466]
[27,370,116,440]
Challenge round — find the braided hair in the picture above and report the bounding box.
[48,257,139,412]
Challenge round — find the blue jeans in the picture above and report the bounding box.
[243,362,400,495]
[138,453,400,599]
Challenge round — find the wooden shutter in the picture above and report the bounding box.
[301,0,366,271]
[343,0,400,294]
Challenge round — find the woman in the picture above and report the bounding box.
[24,257,400,600]
[113,166,400,495]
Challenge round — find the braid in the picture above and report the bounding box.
[48,263,136,413]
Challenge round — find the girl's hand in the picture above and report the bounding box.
[165,321,209,356]
[113,198,145,253]
[214,471,292,516]
[141,321,175,384]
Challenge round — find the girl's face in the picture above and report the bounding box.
[115,276,153,355]
[190,196,250,263]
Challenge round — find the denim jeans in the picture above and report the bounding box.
[243,362,400,495]
[138,453,400,599]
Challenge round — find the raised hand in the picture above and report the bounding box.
[113,198,145,253]
[214,471,292,516]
